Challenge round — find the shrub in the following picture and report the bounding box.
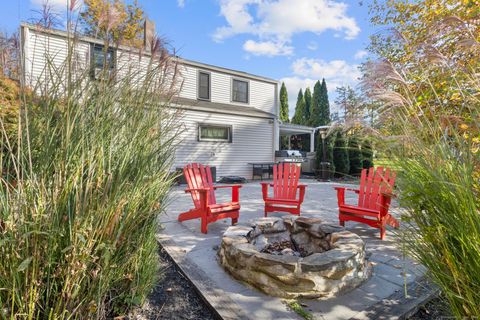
[363,2,480,316]
[348,135,362,175]
[333,130,349,177]
[0,39,181,318]
[361,138,373,169]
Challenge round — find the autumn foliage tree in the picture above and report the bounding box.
[81,0,145,47]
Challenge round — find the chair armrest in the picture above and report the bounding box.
[297,184,307,188]
[260,182,274,186]
[334,187,360,194]
[184,187,210,193]
[213,185,243,189]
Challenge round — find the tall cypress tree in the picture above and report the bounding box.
[319,78,330,125]
[279,82,289,123]
[361,138,374,169]
[309,80,322,126]
[348,135,363,176]
[304,87,312,126]
[291,89,305,125]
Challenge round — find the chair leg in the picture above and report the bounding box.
[264,206,268,217]
[339,219,345,227]
[380,226,386,240]
[232,217,238,225]
[201,218,208,234]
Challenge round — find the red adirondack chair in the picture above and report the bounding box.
[334,167,399,240]
[261,163,306,216]
[178,163,241,234]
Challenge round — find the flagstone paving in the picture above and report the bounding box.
[157,180,434,320]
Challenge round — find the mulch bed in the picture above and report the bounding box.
[408,296,452,320]
[128,247,217,320]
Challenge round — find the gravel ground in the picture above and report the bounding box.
[128,247,217,320]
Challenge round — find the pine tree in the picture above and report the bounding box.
[348,135,363,176]
[361,138,374,169]
[319,78,330,125]
[333,130,349,177]
[291,89,305,125]
[309,80,322,126]
[304,87,312,126]
[279,82,289,123]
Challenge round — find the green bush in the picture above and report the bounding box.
[361,138,373,169]
[0,43,180,318]
[333,130,349,177]
[348,135,362,176]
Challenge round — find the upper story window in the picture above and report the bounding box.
[232,78,249,104]
[90,44,115,80]
[198,71,211,100]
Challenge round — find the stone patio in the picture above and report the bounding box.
[157,180,434,320]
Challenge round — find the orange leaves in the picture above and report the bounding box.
[81,0,145,47]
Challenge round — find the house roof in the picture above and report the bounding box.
[20,23,279,85]
[279,122,316,135]
[172,97,276,119]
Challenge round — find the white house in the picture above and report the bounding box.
[20,23,316,179]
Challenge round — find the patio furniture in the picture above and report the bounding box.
[178,163,241,234]
[261,162,306,216]
[334,167,399,240]
[249,162,275,180]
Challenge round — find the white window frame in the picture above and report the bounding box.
[231,78,250,104]
[198,123,233,143]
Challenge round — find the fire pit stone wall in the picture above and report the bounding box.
[217,216,370,299]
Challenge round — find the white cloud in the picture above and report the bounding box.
[307,41,318,51]
[177,0,185,8]
[213,0,360,56]
[243,39,293,56]
[354,49,367,60]
[281,57,361,117]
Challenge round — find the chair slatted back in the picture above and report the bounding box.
[358,167,396,211]
[183,163,216,208]
[273,163,301,200]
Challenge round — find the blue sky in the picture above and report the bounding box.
[1,0,375,117]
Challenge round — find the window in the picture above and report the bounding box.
[198,71,211,100]
[232,79,249,103]
[90,44,115,80]
[198,124,232,142]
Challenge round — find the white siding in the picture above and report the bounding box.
[178,64,277,115]
[174,109,274,179]
[25,30,90,90]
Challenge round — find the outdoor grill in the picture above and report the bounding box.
[274,150,307,164]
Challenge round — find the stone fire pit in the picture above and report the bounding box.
[218,216,370,298]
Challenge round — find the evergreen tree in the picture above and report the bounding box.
[291,89,305,125]
[333,130,349,177]
[348,135,363,176]
[319,78,330,125]
[361,138,374,169]
[309,80,322,126]
[304,87,312,125]
[279,82,289,123]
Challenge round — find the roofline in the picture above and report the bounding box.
[171,97,276,119]
[279,122,316,132]
[20,23,280,85]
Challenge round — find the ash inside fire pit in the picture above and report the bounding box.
[218,216,370,299]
